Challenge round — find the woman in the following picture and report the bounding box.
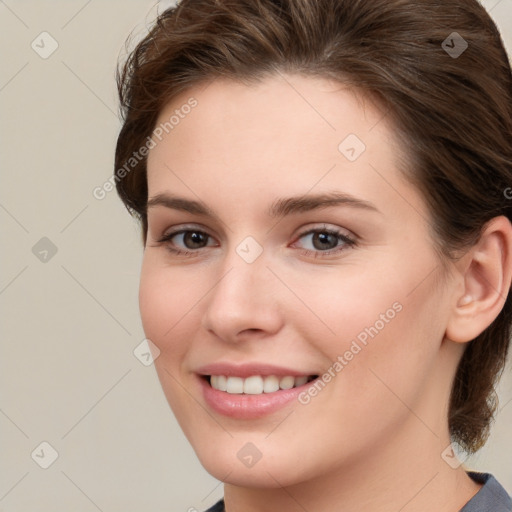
[114,0,512,510]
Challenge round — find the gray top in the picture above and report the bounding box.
[204,472,511,511]
[461,472,511,511]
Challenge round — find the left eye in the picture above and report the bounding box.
[293,228,355,253]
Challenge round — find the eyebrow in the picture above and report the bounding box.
[146,191,381,219]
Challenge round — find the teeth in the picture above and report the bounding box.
[210,374,314,394]
[294,375,308,387]
[279,376,295,389]
[210,375,227,391]
[263,375,279,393]
[226,376,244,394]
[244,376,263,394]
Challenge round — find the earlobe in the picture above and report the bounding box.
[445,216,512,344]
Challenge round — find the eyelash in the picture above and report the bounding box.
[155,225,357,259]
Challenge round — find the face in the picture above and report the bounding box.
[140,74,457,488]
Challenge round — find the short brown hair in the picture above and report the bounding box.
[115,0,512,453]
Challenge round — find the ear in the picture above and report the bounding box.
[445,216,512,343]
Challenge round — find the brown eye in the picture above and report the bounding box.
[157,228,216,255]
[310,231,339,251]
[181,231,209,249]
[294,228,356,255]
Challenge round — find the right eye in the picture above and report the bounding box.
[156,228,218,256]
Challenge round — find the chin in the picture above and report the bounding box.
[192,437,319,489]
[200,456,294,488]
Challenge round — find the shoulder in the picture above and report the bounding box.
[460,472,512,512]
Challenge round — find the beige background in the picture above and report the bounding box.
[1,1,511,510]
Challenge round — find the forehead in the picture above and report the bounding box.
[150,73,387,157]
[145,73,425,224]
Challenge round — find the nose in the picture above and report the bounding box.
[200,248,283,343]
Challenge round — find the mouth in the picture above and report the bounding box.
[204,374,318,394]
[195,363,321,418]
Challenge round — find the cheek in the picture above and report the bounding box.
[332,276,447,421]
[302,259,445,408]
[138,255,201,353]
[139,260,169,342]
[138,257,203,424]
[275,261,404,359]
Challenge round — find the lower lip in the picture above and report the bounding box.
[199,376,314,419]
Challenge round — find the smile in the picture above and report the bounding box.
[209,374,318,394]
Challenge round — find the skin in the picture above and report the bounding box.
[140,73,512,512]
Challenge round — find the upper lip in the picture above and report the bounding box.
[195,362,317,378]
